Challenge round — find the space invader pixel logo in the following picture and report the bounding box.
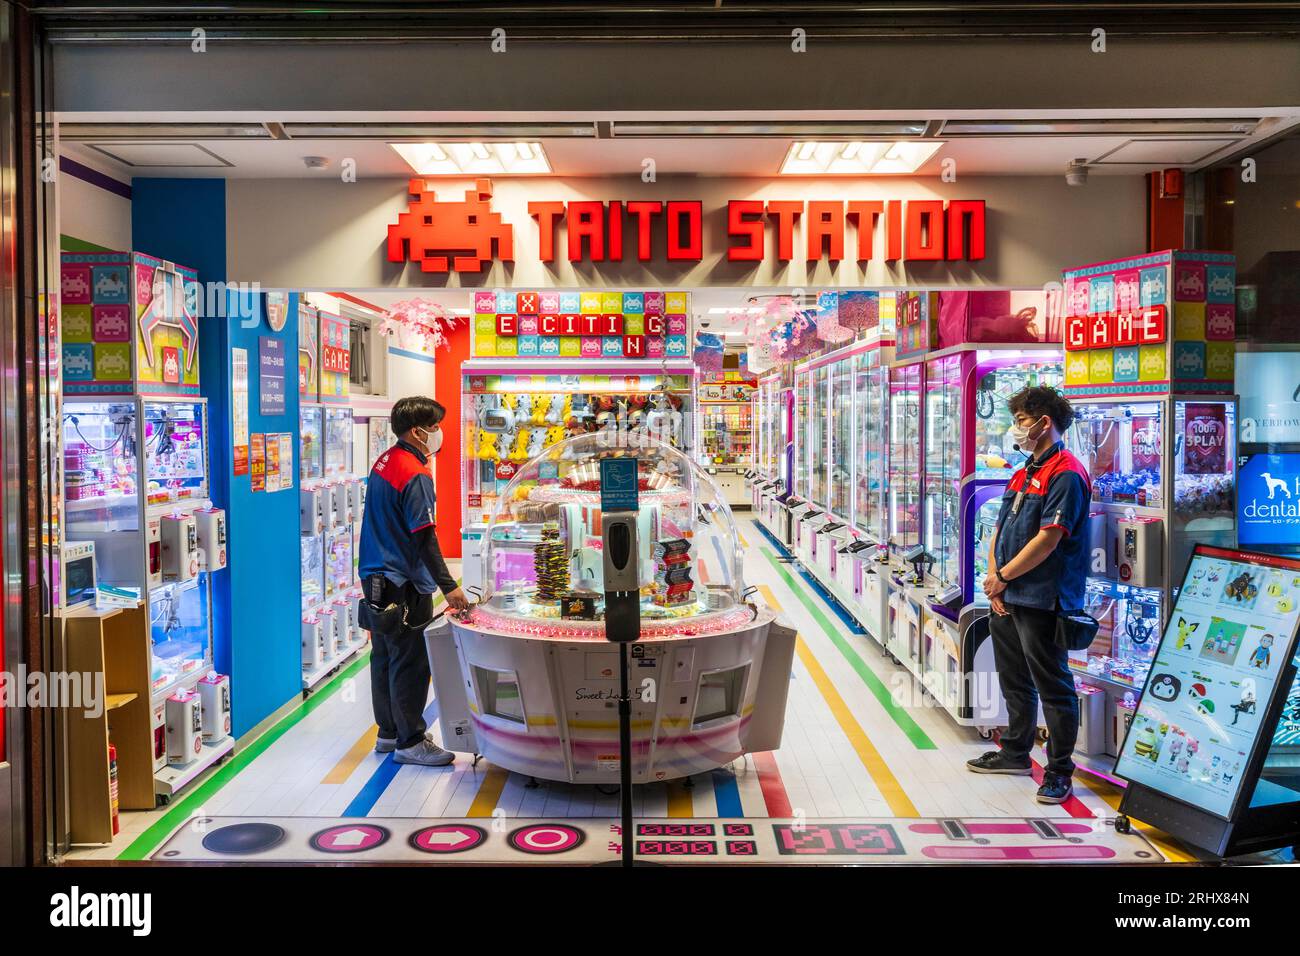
[387,178,514,273]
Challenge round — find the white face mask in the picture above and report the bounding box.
[419,426,443,455]
[1007,415,1048,451]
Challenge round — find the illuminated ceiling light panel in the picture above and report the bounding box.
[780,140,944,175]
[389,141,551,175]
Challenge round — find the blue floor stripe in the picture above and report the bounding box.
[711,769,744,817]
[751,520,868,635]
[341,754,402,817]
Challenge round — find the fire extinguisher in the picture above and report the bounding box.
[108,743,121,836]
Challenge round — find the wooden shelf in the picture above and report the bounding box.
[65,605,155,845]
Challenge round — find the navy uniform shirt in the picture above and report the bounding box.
[993,442,1093,611]
[358,439,445,595]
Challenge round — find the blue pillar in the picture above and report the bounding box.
[133,179,302,737]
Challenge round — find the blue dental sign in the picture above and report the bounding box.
[1239,453,1300,551]
[599,457,640,513]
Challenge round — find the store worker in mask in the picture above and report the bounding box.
[357,396,470,767]
[967,386,1091,805]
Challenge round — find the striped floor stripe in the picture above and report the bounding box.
[710,769,744,816]
[759,550,937,750]
[758,583,919,817]
[752,751,793,817]
[323,726,380,785]
[342,754,404,817]
[467,766,510,817]
[665,779,695,817]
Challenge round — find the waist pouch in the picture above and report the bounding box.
[1055,609,1101,652]
[358,575,435,635]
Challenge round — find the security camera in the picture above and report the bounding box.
[1066,159,1089,187]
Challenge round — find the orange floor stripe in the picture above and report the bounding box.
[322,726,380,785]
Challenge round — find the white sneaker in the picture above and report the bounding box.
[375,736,397,753]
[394,739,455,767]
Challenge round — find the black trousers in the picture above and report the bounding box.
[368,577,434,750]
[990,603,1079,777]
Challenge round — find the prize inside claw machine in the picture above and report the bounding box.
[458,364,694,595]
[1067,398,1237,709]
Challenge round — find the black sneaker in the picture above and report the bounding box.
[1036,772,1073,804]
[966,751,1033,775]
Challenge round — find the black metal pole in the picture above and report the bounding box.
[618,639,633,868]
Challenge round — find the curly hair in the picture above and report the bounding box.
[1007,385,1075,433]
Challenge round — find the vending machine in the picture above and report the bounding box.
[1062,251,1239,763]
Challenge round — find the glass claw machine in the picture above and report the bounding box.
[1062,250,1239,766]
[885,349,927,672]
[850,344,892,644]
[62,397,232,797]
[917,343,1064,726]
[458,359,696,597]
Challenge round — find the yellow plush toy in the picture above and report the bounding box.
[545,424,567,448]
[478,429,499,462]
[511,428,531,461]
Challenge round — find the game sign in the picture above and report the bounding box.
[1115,545,1300,818]
[472,289,690,360]
[318,310,350,404]
[1062,250,1235,397]
[895,291,938,359]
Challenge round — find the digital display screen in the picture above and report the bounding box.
[1115,546,1300,818]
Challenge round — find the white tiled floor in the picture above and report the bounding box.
[67,527,1168,862]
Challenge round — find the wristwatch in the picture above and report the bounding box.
[996,569,1010,585]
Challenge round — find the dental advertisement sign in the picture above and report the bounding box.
[1238,453,1300,550]
[1115,545,1300,818]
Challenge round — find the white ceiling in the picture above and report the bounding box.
[64,133,1264,181]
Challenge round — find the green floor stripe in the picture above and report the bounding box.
[759,547,937,750]
[119,650,373,861]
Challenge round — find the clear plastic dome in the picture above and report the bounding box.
[476,430,747,636]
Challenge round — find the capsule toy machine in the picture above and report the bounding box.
[1062,252,1238,766]
[911,290,1065,727]
[299,403,328,676]
[432,432,795,784]
[62,396,232,794]
[459,353,695,596]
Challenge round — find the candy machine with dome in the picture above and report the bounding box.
[426,431,796,784]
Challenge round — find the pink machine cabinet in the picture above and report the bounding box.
[886,289,1064,729]
[427,433,796,784]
